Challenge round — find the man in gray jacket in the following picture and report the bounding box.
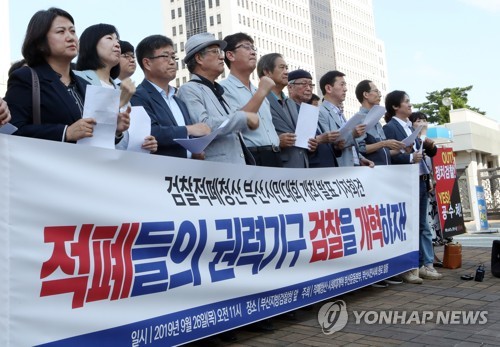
[177,33,260,165]
[257,53,317,168]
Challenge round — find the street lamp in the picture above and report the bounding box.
[442,97,453,110]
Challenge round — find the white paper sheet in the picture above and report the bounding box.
[127,106,151,153]
[174,119,227,154]
[0,123,17,135]
[402,124,424,147]
[338,112,365,142]
[363,105,386,131]
[77,85,120,149]
[294,103,319,149]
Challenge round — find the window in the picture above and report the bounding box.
[179,24,183,34]
[218,32,222,39]
[210,16,214,26]
[217,14,221,24]
[172,26,176,36]
[180,42,185,51]
[215,0,220,6]
[171,9,175,19]
[178,7,182,17]
[208,0,213,8]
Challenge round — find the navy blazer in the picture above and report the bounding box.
[383,118,412,164]
[5,63,88,142]
[267,94,308,168]
[383,117,438,164]
[309,126,339,168]
[131,79,192,158]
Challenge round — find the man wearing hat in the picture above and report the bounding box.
[288,69,339,168]
[257,54,317,168]
[177,32,260,165]
[287,69,315,112]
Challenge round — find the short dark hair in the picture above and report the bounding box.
[119,40,134,54]
[22,7,75,67]
[135,35,174,70]
[409,111,428,123]
[76,23,121,79]
[307,93,320,104]
[384,90,408,123]
[319,70,345,95]
[257,53,282,78]
[223,32,254,68]
[355,80,372,103]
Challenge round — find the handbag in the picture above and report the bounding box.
[443,242,462,269]
[29,67,41,125]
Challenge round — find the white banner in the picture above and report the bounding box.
[0,134,419,346]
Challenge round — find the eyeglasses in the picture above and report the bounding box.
[203,47,224,56]
[369,89,381,94]
[292,82,315,88]
[147,53,178,62]
[121,53,135,60]
[234,43,257,52]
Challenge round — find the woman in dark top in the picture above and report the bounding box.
[5,7,96,143]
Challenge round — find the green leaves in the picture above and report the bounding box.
[413,86,485,124]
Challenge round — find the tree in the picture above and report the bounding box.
[412,86,485,124]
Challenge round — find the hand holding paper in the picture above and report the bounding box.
[174,119,229,154]
[294,103,319,149]
[338,112,364,142]
[77,85,120,149]
[401,124,423,147]
[362,105,386,131]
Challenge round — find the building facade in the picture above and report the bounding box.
[162,0,387,117]
[443,109,500,225]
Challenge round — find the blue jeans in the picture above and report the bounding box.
[419,179,434,266]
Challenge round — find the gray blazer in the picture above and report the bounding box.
[177,75,252,164]
[267,94,308,168]
[74,69,128,150]
[318,102,357,167]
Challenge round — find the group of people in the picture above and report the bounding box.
[0,6,443,342]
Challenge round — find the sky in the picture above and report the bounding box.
[8,0,500,122]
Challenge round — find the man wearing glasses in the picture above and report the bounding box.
[257,54,317,168]
[177,33,261,164]
[287,69,339,168]
[220,33,281,167]
[131,35,210,158]
[115,40,137,85]
[287,69,315,112]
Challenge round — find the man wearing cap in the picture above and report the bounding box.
[257,54,317,168]
[287,69,315,112]
[219,32,282,167]
[288,69,340,168]
[131,35,211,158]
[177,33,260,165]
[115,40,136,85]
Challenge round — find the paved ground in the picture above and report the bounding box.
[187,221,500,347]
